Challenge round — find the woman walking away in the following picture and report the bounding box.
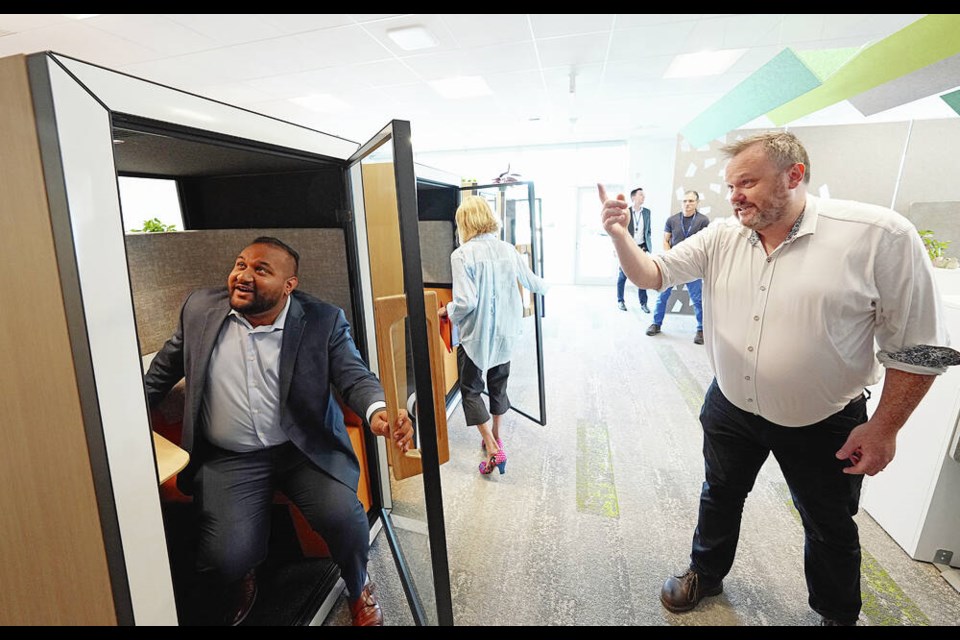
[440,195,549,476]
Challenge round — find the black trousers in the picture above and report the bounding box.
[691,380,866,623]
[457,345,511,427]
[194,441,370,599]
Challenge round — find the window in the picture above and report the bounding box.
[118,176,183,233]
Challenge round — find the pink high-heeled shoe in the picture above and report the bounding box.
[478,448,507,475]
[481,438,504,453]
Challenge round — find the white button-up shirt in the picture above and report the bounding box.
[652,194,950,427]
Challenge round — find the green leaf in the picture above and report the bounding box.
[131,217,177,233]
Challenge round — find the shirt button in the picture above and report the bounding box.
[747,346,754,352]
[754,315,760,321]
[747,398,754,403]
[759,286,766,291]
[745,375,751,380]
[766,257,772,263]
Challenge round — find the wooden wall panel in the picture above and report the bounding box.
[0,54,116,625]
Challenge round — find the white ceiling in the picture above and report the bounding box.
[1,13,954,153]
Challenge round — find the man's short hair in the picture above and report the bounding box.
[630,187,644,198]
[250,236,300,275]
[720,131,811,184]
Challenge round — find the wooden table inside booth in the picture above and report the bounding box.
[153,431,189,484]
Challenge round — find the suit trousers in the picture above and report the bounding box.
[194,440,370,598]
[691,380,866,623]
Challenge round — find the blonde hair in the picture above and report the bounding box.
[455,195,500,243]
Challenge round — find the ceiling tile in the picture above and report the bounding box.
[536,34,612,68]
[1,22,159,67]
[401,41,540,80]
[0,13,75,32]
[163,14,285,46]
[599,58,680,92]
[613,14,712,29]
[294,25,393,68]
[438,14,532,48]
[529,14,615,38]
[779,14,825,44]
[606,21,700,61]
[351,14,459,58]
[85,14,217,57]
[255,13,357,34]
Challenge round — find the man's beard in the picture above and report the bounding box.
[230,288,280,316]
[740,182,791,230]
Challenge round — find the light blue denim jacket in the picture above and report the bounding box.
[445,233,549,372]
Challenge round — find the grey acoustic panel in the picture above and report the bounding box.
[849,54,960,117]
[896,119,960,215]
[672,131,757,222]
[785,121,909,208]
[904,201,960,259]
[125,228,351,355]
[419,220,455,284]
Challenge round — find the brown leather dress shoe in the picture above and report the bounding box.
[349,583,384,626]
[224,570,258,626]
[660,568,722,613]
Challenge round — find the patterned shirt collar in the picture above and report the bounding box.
[747,203,806,246]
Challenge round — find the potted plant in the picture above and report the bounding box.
[131,217,177,233]
[918,229,958,269]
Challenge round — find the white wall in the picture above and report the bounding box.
[626,135,678,252]
[416,141,629,285]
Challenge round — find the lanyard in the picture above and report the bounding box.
[680,214,695,238]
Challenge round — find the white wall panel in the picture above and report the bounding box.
[53,53,359,160]
[47,58,177,626]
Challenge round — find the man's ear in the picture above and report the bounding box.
[285,275,299,294]
[788,163,806,188]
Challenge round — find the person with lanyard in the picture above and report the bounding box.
[646,190,710,343]
[616,186,653,313]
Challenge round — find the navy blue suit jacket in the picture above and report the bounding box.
[144,288,384,494]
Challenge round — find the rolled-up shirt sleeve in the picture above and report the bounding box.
[874,225,951,375]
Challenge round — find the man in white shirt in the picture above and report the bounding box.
[598,131,955,626]
[616,187,652,313]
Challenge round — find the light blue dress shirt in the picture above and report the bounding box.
[202,296,292,451]
[446,233,549,372]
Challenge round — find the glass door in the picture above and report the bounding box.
[575,184,622,285]
[457,181,547,426]
[346,121,452,625]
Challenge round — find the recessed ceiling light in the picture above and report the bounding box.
[663,49,747,79]
[290,94,351,113]
[428,76,492,99]
[386,25,438,51]
[63,14,99,20]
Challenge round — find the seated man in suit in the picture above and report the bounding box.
[144,236,413,626]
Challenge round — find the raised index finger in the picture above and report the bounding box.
[597,183,608,204]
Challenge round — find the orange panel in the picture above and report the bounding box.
[426,287,459,394]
